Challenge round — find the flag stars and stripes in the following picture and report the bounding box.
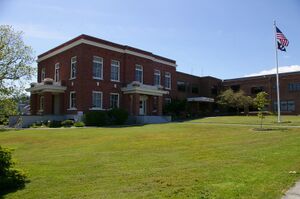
[276,27,289,47]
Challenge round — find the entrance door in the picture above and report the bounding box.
[53,94,60,114]
[139,99,147,115]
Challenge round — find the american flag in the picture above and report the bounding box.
[276,26,289,47]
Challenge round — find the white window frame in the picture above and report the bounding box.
[41,67,45,81]
[91,91,103,110]
[70,56,77,79]
[135,65,143,83]
[54,63,60,82]
[93,56,103,80]
[109,93,120,109]
[69,91,77,110]
[154,69,161,86]
[165,72,171,89]
[39,96,44,111]
[110,60,120,82]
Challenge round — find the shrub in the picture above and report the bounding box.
[0,146,28,191]
[47,120,62,128]
[30,121,47,128]
[108,108,129,125]
[61,120,74,127]
[84,111,109,126]
[74,121,85,127]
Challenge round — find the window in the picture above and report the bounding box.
[154,70,160,86]
[274,100,295,112]
[54,63,60,82]
[41,67,45,81]
[177,81,186,92]
[109,93,119,108]
[69,91,76,109]
[111,60,120,81]
[251,86,264,94]
[70,56,77,79]
[92,91,103,108]
[93,56,103,79]
[231,85,240,92]
[288,101,295,111]
[135,65,143,83]
[288,83,300,91]
[192,85,199,94]
[165,72,171,89]
[39,96,44,110]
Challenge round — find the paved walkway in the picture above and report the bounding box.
[282,182,300,199]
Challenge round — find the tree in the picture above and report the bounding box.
[0,25,35,120]
[217,89,253,114]
[254,91,269,129]
[0,25,35,96]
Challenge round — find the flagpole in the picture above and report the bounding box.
[274,20,281,123]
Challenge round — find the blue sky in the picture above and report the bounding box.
[1,0,300,80]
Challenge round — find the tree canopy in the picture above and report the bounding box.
[217,89,253,114]
[0,25,35,121]
[0,25,35,96]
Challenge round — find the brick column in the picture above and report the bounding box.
[158,96,163,115]
[43,92,53,115]
[30,94,38,115]
[132,93,140,116]
[59,93,64,114]
[148,96,153,116]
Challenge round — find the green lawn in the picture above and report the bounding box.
[189,115,300,126]
[1,117,300,198]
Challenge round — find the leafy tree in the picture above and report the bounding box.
[254,91,269,129]
[0,98,17,125]
[0,25,35,96]
[0,25,34,121]
[163,99,187,118]
[217,89,253,114]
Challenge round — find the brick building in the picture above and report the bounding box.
[223,71,300,114]
[26,34,219,123]
[26,34,300,124]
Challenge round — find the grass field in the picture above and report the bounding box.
[1,116,300,198]
[189,115,300,126]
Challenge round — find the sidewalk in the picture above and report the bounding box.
[282,182,300,199]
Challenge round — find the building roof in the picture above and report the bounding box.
[223,70,300,83]
[37,34,176,67]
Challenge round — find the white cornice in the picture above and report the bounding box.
[26,85,67,93]
[37,39,177,67]
[121,82,169,96]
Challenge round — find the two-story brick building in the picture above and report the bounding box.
[26,34,218,124]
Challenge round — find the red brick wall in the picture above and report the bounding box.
[223,73,300,114]
[37,43,177,114]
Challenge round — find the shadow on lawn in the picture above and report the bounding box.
[0,185,26,199]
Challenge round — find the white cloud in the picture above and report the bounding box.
[244,65,300,77]
[1,22,69,40]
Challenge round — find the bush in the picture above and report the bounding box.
[47,120,62,128]
[84,111,109,126]
[61,120,74,127]
[30,121,47,128]
[74,121,85,127]
[108,108,128,125]
[0,146,28,191]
